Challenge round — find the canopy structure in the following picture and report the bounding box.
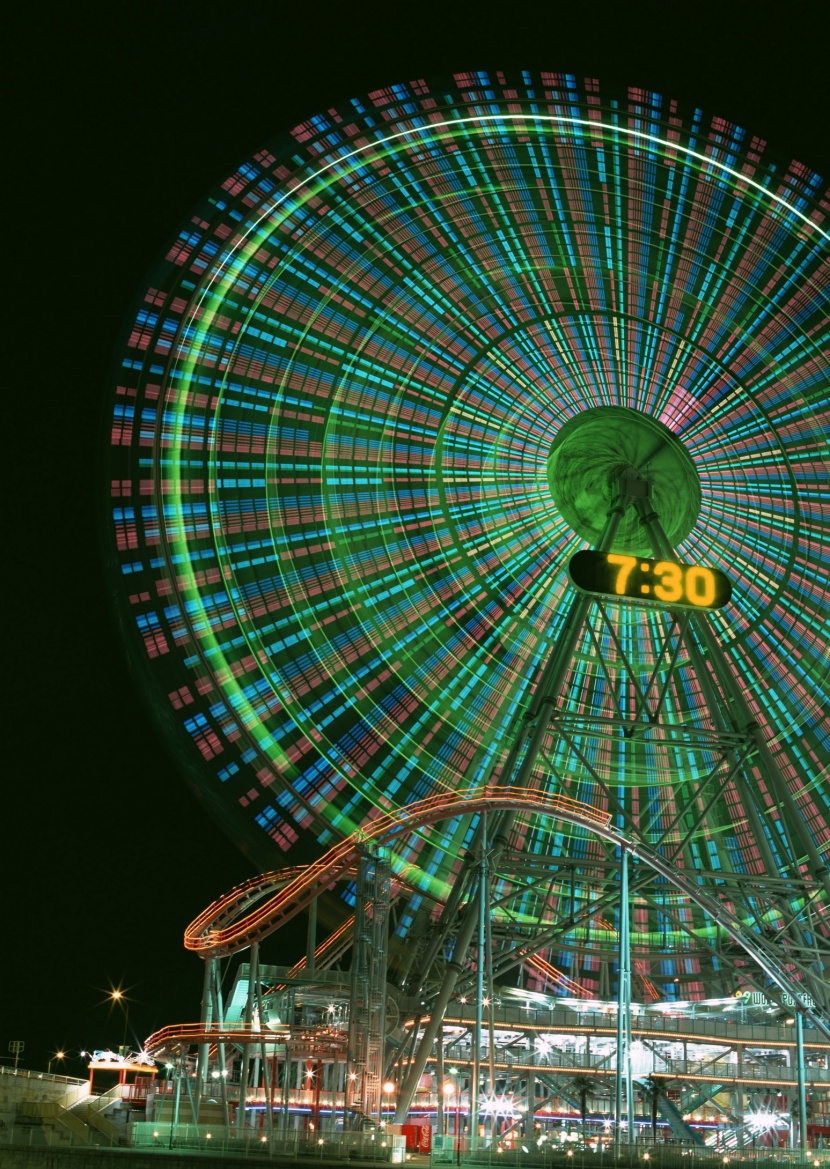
[110,72,829,1006]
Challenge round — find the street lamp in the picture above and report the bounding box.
[109,989,130,1051]
[383,1081,395,1127]
[48,1050,66,1075]
[444,1081,455,1138]
[448,1068,461,1149]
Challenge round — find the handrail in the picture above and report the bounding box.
[0,1065,87,1086]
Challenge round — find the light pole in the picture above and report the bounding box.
[448,1068,461,1151]
[109,989,130,1052]
[383,1081,395,1128]
[443,1081,455,1138]
[48,1050,66,1075]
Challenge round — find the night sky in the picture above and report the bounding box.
[5,0,828,1078]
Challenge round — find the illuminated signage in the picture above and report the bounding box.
[568,551,732,610]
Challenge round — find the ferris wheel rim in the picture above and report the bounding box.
[108,73,829,935]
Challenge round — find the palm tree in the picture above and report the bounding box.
[638,1077,662,1143]
[567,1075,595,1140]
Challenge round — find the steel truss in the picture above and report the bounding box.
[391,472,829,1137]
[346,848,392,1125]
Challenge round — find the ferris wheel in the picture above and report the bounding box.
[110,72,829,1068]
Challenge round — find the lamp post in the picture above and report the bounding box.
[109,989,130,1052]
[448,1068,461,1151]
[48,1050,65,1075]
[444,1081,455,1138]
[383,1081,395,1128]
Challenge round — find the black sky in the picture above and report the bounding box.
[4,0,828,1076]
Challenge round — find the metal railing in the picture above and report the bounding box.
[0,1064,87,1087]
[131,1123,403,1159]
[430,1139,830,1169]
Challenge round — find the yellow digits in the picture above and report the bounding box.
[686,566,716,606]
[654,561,683,602]
[607,554,637,595]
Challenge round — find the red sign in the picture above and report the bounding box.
[400,1123,432,1152]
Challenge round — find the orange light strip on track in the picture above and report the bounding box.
[185,788,611,956]
[525,952,591,997]
[145,1022,291,1057]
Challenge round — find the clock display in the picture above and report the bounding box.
[568,550,732,610]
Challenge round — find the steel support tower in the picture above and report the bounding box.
[393,435,829,1135]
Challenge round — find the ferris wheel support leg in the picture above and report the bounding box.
[395,501,631,1124]
[470,815,488,1139]
[413,493,630,997]
[194,956,215,1124]
[485,839,497,1139]
[614,849,632,1151]
[236,943,258,1132]
[210,966,231,1127]
[401,613,586,1001]
[796,1010,809,1155]
[635,502,830,1014]
[694,615,830,906]
[254,974,274,1136]
[635,502,830,911]
[346,848,391,1127]
[393,879,482,1123]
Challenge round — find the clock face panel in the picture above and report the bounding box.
[568,550,732,610]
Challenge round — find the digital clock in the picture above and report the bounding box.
[568,550,732,610]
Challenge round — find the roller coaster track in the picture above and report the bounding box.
[145,1022,290,1057]
[185,790,610,957]
[181,786,828,1040]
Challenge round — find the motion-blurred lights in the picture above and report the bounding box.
[745,1110,786,1134]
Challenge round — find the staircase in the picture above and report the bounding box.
[70,1097,121,1143]
[680,1085,725,1114]
[16,1100,91,1146]
[654,1090,706,1145]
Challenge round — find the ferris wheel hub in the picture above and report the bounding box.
[547,407,701,555]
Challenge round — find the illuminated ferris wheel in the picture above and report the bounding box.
[110,73,829,1090]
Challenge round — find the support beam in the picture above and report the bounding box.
[634,496,830,910]
[194,955,214,1122]
[235,943,257,1132]
[615,848,631,1150]
[394,501,627,1123]
[346,848,391,1126]
[796,1011,808,1157]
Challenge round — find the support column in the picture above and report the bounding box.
[194,956,214,1123]
[797,1011,808,1157]
[615,849,632,1150]
[281,1046,291,1137]
[395,501,628,1123]
[436,1030,445,1138]
[253,974,273,1135]
[526,1066,536,1138]
[346,848,391,1126]
[634,498,830,912]
[236,946,258,1132]
[171,1047,184,1135]
[211,969,230,1127]
[484,826,497,1143]
[633,497,829,1023]
[471,816,487,1143]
